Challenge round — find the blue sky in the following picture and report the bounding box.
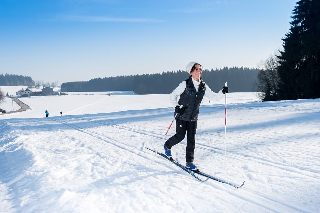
[0,0,298,84]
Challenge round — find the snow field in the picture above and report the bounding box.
[0,91,319,212]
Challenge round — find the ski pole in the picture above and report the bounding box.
[224,81,228,156]
[165,113,179,135]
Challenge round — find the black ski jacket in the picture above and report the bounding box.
[177,76,206,121]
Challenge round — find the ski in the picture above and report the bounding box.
[145,147,207,182]
[194,170,245,189]
[146,147,245,188]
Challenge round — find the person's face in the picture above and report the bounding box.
[190,64,202,81]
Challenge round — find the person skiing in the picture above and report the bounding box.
[164,62,229,170]
[45,110,49,117]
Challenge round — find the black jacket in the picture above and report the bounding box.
[177,76,206,121]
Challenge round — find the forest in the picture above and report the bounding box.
[61,67,260,94]
[0,74,34,87]
[257,0,320,101]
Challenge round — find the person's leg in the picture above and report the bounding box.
[186,121,197,163]
[165,119,187,148]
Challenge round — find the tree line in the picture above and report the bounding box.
[61,67,260,94]
[0,74,34,86]
[257,0,320,101]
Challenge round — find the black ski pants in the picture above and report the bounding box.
[164,119,197,163]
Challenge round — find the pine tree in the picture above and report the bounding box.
[277,0,320,100]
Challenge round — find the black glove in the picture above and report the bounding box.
[222,86,229,94]
[174,105,186,118]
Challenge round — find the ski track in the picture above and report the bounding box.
[1,118,188,212]
[64,115,320,181]
[1,97,319,213]
[48,117,190,178]
[39,114,311,213]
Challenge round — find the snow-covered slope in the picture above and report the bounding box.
[0,97,20,113]
[0,91,319,213]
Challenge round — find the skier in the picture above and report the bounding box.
[164,62,229,170]
[45,110,49,117]
[60,111,62,116]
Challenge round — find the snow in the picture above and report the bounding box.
[0,97,20,113]
[0,86,28,96]
[0,88,319,213]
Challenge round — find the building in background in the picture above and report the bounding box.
[42,87,54,96]
[16,88,32,97]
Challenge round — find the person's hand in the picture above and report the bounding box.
[222,86,229,94]
[175,105,186,117]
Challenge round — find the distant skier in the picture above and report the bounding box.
[164,62,229,170]
[45,110,49,117]
[60,111,62,116]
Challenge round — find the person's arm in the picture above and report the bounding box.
[204,84,224,102]
[170,81,186,106]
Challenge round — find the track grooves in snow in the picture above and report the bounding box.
[48,117,308,213]
[60,115,320,181]
[1,93,319,212]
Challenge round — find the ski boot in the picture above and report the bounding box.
[164,145,172,159]
[186,162,198,171]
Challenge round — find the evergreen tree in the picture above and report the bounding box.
[0,74,34,86]
[277,0,320,100]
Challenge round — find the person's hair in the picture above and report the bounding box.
[190,63,202,73]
